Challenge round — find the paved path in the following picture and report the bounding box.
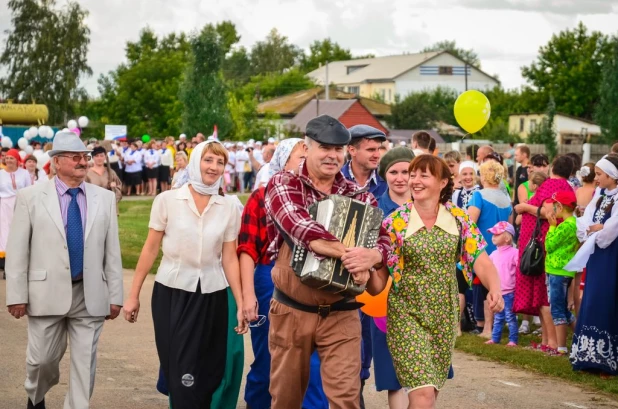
[2,271,617,409]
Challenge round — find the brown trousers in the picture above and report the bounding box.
[269,244,361,409]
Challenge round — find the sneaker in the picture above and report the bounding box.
[532,328,543,336]
[518,324,530,334]
[506,342,517,347]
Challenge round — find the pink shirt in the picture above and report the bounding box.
[489,245,518,295]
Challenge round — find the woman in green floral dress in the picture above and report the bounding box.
[367,155,504,409]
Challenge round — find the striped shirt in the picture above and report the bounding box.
[54,177,87,236]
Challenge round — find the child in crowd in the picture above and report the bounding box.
[544,190,579,356]
[515,171,548,226]
[485,222,519,347]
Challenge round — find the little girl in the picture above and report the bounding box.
[515,171,548,225]
[485,221,519,346]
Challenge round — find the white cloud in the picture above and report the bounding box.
[0,0,617,95]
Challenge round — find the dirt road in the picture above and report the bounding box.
[1,271,616,409]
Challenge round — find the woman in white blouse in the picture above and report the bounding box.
[24,155,47,185]
[0,149,32,274]
[123,140,247,408]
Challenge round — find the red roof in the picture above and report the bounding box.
[289,99,389,134]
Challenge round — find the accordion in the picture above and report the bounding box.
[290,194,384,297]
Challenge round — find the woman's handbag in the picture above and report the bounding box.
[520,206,545,277]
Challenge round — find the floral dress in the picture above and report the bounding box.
[383,202,486,390]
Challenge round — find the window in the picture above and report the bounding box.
[380,89,385,100]
[348,86,360,95]
[519,118,525,132]
[439,66,453,75]
[530,119,537,132]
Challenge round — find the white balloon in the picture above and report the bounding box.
[17,137,29,150]
[1,137,13,148]
[67,119,78,129]
[23,130,30,139]
[78,116,89,128]
[24,145,34,154]
[62,128,69,132]
[29,126,38,137]
[19,150,27,160]
[45,127,54,139]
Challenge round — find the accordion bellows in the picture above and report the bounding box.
[291,195,384,297]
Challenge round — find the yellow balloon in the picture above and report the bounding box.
[453,90,491,134]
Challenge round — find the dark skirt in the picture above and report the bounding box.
[125,171,143,187]
[110,162,122,180]
[146,166,159,180]
[570,238,618,375]
[158,165,171,183]
[142,167,150,182]
[152,282,228,408]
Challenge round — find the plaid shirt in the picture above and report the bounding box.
[265,160,390,263]
[237,187,271,265]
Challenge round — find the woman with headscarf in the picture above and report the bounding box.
[239,138,328,409]
[85,146,122,205]
[571,155,618,377]
[123,140,248,408]
[0,149,32,275]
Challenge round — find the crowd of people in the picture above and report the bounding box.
[3,120,618,409]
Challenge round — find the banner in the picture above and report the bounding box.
[105,125,127,141]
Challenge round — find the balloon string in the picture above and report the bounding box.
[461,133,471,142]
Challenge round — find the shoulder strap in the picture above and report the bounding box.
[532,206,543,240]
[273,218,296,251]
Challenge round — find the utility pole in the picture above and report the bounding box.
[325,61,329,100]
[465,63,468,91]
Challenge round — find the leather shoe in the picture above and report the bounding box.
[27,398,45,409]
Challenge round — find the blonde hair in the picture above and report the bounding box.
[529,171,548,188]
[201,142,229,166]
[175,151,188,163]
[444,150,462,164]
[480,160,504,186]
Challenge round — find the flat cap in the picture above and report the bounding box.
[378,146,415,179]
[348,124,386,142]
[305,115,351,146]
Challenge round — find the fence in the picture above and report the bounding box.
[435,143,611,163]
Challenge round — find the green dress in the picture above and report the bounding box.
[383,202,486,391]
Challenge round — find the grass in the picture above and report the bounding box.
[118,193,617,396]
[456,331,618,396]
[118,193,250,271]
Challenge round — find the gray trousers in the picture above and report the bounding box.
[25,281,105,409]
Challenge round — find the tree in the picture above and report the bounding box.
[595,38,618,144]
[98,29,191,138]
[223,46,253,85]
[521,22,613,120]
[389,87,459,130]
[0,0,92,124]
[180,25,232,137]
[300,38,353,72]
[422,40,480,67]
[250,28,301,75]
[236,67,316,101]
[477,118,522,143]
[528,96,558,159]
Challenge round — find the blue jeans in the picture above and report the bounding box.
[548,274,575,326]
[491,292,518,344]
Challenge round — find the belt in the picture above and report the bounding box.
[272,288,363,318]
[72,279,83,285]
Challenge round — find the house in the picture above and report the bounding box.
[306,51,500,104]
[257,87,391,130]
[288,100,389,135]
[508,113,601,144]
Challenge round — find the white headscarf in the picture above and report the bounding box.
[268,138,303,178]
[597,156,618,180]
[188,140,224,195]
[459,161,476,173]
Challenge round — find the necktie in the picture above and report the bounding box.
[66,188,84,280]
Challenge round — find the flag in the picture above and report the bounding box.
[213,125,218,140]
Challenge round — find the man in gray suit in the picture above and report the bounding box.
[5,131,123,409]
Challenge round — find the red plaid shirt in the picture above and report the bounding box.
[237,187,272,265]
[265,160,390,263]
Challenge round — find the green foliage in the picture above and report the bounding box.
[421,40,481,67]
[250,28,301,75]
[299,38,353,72]
[0,0,92,124]
[180,25,232,138]
[98,29,191,138]
[389,87,458,129]
[521,22,614,120]
[237,67,316,101]
[477,117,522,143]
[595,38,618,145]
[528,96,558,159]
[223,46,252,85]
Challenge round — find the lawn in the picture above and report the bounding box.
[118,195,617,396]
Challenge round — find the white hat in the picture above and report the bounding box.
[179,133,187,139]
[268,137,276,144]
[236,142,244,147]
[256,141,263,146]
[48,131,91,157]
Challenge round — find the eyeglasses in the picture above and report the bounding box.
[249,315,267,328]
[58,154,91,162]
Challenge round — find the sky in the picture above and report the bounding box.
[1,0,618,97]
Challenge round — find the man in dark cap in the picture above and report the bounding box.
[265,115,391,409]
[341,125,388,198]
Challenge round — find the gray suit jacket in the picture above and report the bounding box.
[5,178,123,317]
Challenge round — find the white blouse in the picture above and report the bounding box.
[576,187,618,249]
[149,184,241,293]
[0,168,32,198]
[159,148,173,167]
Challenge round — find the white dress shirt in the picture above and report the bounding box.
[149,184,241,293]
